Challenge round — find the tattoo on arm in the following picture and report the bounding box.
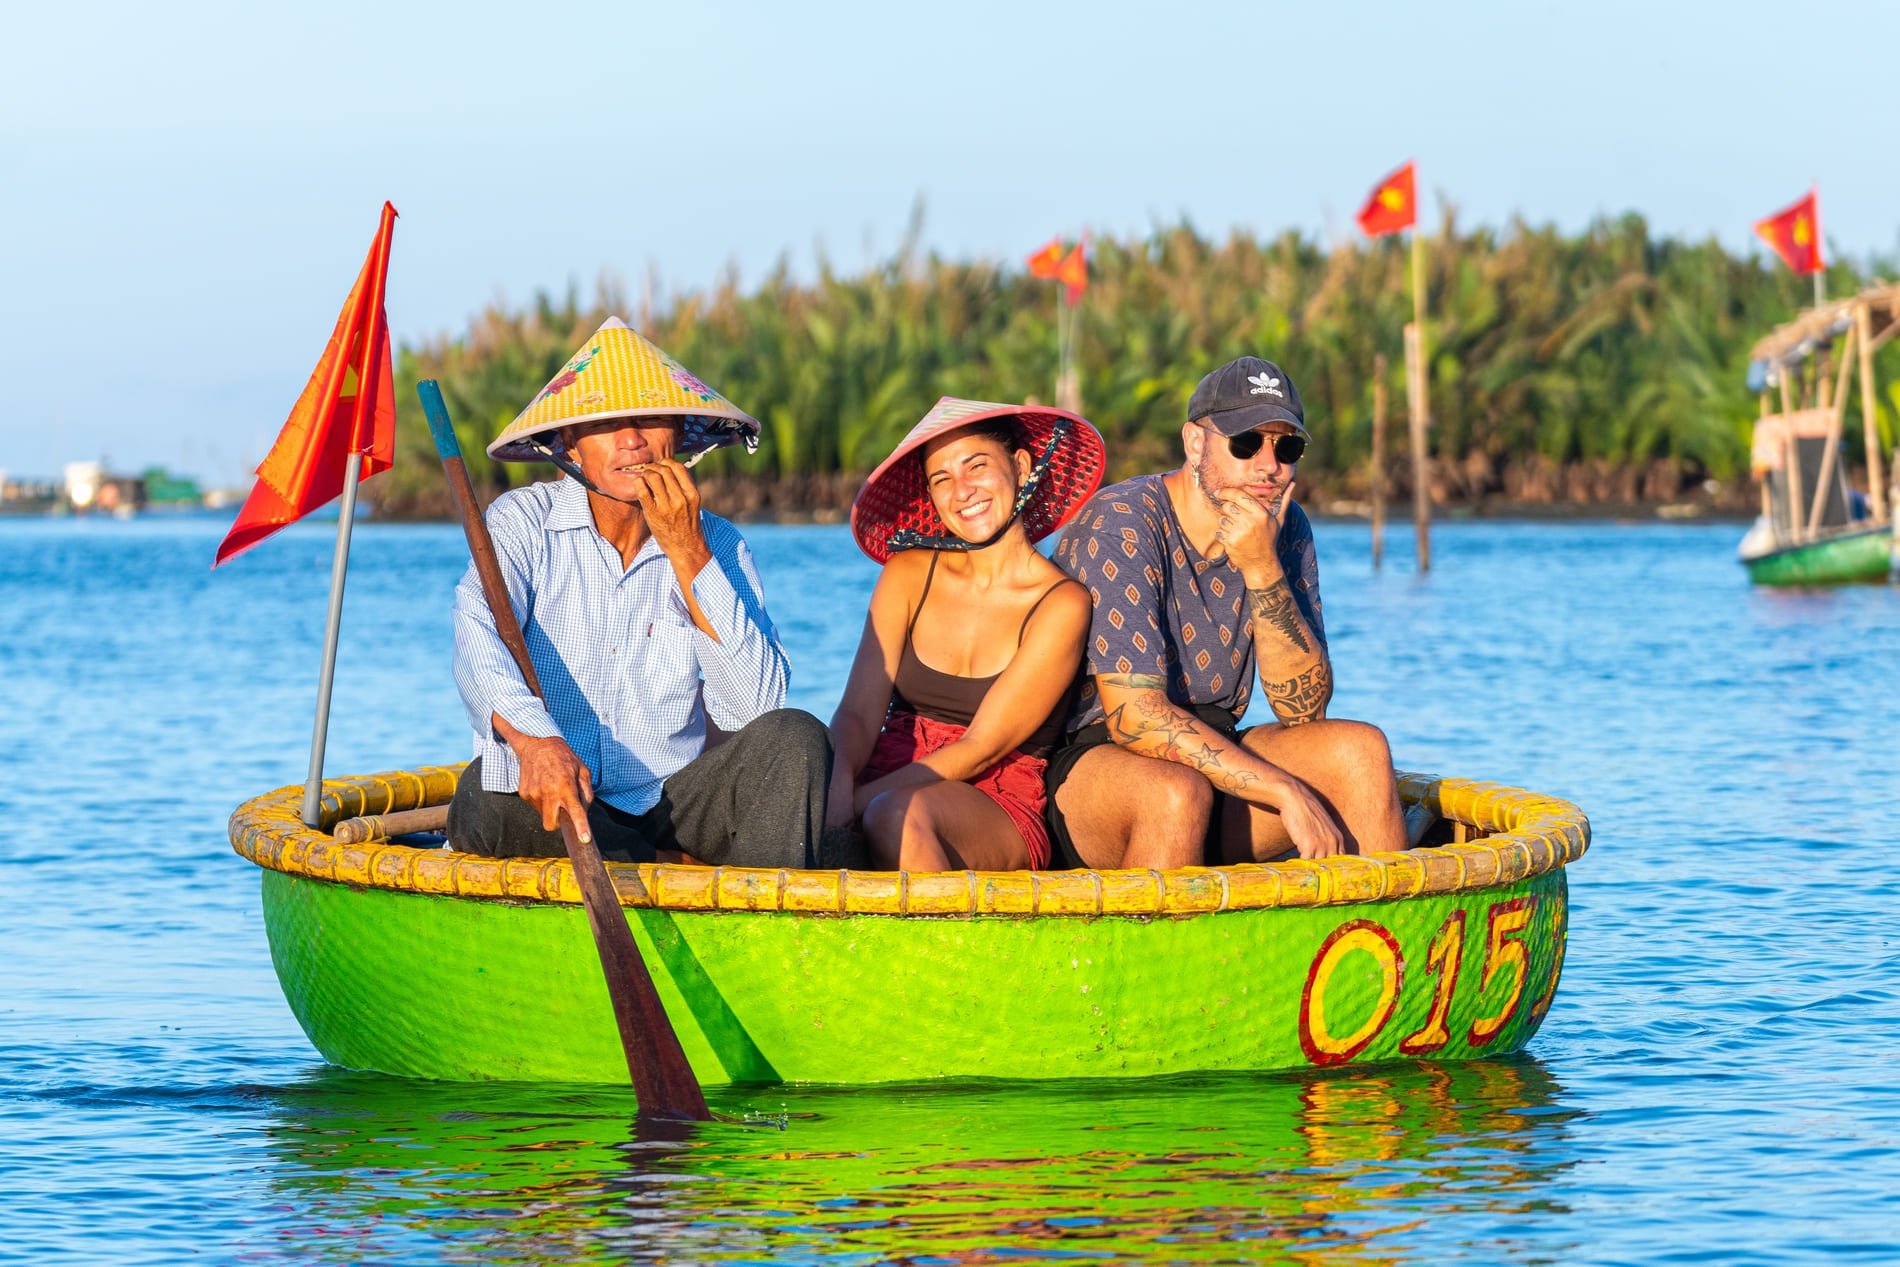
[1248,581,1312,654]
[1264,664,1331,725]
[1098,674,1262,792]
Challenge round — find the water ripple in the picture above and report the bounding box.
[2,515,1897,1263]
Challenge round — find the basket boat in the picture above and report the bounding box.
[229,765,1588,1086]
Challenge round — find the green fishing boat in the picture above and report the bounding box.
[231,764,1587,1087]
[1741,282,1899,586]
[1740,523,1893,586]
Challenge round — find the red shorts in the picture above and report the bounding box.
[859,710,1052,869]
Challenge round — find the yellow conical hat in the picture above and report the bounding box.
[487,317,762,463]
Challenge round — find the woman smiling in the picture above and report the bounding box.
[828,398,1106,871]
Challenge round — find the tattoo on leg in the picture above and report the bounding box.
[1248,582,1312,654]
[1264,664,1330,724]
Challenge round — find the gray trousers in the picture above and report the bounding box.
[446,708,832,870]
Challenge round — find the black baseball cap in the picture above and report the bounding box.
[1187,356,1308,439]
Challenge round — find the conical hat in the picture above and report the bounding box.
[850,397,1106,564]
[487,318,762,462]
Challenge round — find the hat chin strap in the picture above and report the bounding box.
[886,417,1070,555]
[527,437,712,506]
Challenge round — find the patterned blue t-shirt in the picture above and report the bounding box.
[1054,472,1324,731]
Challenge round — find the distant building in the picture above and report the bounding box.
[0,472,59,512]
[63,462,145,514]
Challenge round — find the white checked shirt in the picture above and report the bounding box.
[451,476,789,814]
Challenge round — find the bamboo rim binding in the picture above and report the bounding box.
[230,766,1589,918]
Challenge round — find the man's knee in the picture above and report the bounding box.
[1248,717,1393,775]
[738,708,831,765]
[1325,718,1395,776]
[1142,760,1215,826]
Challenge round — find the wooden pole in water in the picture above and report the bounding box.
[1759,392,1773,525]
[1371,351,1388,570]
[1856,302,1888,522]
[416,380,710,1123]
[1406,227,1433,572]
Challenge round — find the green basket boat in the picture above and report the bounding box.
[229,765,1589,1087]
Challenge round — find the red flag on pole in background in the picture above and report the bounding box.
[214,202,399,567]
[1754,189,1823,276]
[1056,242,1088,306]
[1027,237,1066,279]
[1356,161,1418,238]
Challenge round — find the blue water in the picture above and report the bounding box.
[3,513,1896,1264]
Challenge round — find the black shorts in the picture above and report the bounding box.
[1041,704,1243,869]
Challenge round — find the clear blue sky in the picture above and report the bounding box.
[4,0,1896,487]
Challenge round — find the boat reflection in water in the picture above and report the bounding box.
[257,1057,1579,1263]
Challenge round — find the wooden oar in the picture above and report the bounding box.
[417,380,709,1122]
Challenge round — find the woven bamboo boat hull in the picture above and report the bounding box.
[1741,523,1894,586]
[229,766,1589,1086]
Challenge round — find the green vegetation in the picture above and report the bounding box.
[381,214,1899,515]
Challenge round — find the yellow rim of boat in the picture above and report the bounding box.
[229,766,1588,918]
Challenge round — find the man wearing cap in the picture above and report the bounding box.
[447,318,833,868]
[1044,355,1408,869]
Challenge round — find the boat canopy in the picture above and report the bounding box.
[1747,281,1900,390]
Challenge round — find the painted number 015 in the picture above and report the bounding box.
[1298,895,1550,1066]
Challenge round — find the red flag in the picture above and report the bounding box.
[1026,237,1066,279]
[1056,243,1088,306]
[215,203,399,567]
[1754,189,1823,276]
[1356,161,1417,238]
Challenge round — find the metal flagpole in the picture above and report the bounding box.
[301,453,364,828]
[293,204,395,829]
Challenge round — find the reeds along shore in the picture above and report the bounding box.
[378,214,1900,521]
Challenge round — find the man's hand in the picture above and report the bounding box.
[1273,773,1346,859]
[1212,482,1294,584]
[511,730,595,843]
[633,458,712,576]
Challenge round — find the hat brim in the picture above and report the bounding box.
[850,401,1107,565]
[1201,402,1309,440]
[488,404,761,462]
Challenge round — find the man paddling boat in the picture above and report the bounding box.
[1045,356,1408,868]
[447,318,832,867]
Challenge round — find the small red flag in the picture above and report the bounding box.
[215,203,399,567]
[1754,190,1823,276]
[1026,237,1066,279]
[1356,161,1417,238]
[1056,243,1088,306]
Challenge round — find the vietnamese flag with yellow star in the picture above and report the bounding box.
[1754,190,1823,276]
[1026,237,1067,279]
[1356,161,1417,238]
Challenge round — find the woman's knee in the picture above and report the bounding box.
[862,790,919,858]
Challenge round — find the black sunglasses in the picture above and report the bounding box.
[1217,429,1306,464]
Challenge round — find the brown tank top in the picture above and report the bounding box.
[890,553,1080,757]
